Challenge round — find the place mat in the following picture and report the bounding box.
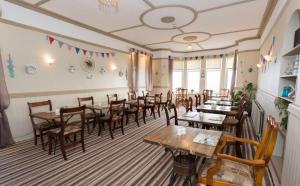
[193,133,219,146]
[182,112,197,118]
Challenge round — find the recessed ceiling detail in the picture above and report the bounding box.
[172,32,211,44]
[141,6,197,30]
[13,0,271,52]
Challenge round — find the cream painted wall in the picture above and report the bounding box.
[236,51,259,89]
[257,0,300,185]
[152,58,169,95]
[0,22,132,141]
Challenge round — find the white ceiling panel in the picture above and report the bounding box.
[40,0,149,32]
[148,0,245,12]
[182,0,268,34]
[200,29,258,49]
[148,42,201,51]
[113,26,180,45]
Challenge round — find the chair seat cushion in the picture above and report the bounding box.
[223,118,239,126]
[34,122,52,130]
[48,125,81,135]
[227,110,239,116]
[126,107,138,113]
[85,112,96,119]
[200,159,254,186]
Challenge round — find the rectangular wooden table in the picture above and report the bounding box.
[177,112,226,127]
[196,105,232,115]
[205,100,232,106]
[210,97,232,101]
[143,125,223,157]
[31,112,61,120]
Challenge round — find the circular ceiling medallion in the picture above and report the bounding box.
[183,36,198,41]
[141,6,197,30]
[161,16,175,23]
[172,32,211,44]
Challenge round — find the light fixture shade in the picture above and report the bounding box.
[98,0,119,12]
[263,54,272,62]
[256,63,262,68]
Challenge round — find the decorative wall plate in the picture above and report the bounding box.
[99,67,106,74]
[25,64,37,75]
[118,70,124,77]
[68,65,76,73]
[80,58,95,73]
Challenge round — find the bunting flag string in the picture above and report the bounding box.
[129,48,153,57]
[46,35,115,58]
[168,53,230,61]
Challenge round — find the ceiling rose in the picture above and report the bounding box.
[172,32,211,44]
[141,6,197,30]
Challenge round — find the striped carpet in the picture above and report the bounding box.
[0,109,277,186]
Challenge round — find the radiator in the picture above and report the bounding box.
[251,100,264,137]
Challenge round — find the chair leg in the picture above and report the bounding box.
[81,131,85,153]
[157,105,161,117]
[48,135,52,155]
[143,110,146,124]
[73,133,77,144]
[121,120,124,135]
[40,131,45,150]
[135,112,140,127]
[59,135,67,160]
[108,122,114,139]
[34,130,38,146]
[98,122,102,136]
[126,114,129,125]
[152,108,156,119]
[86,119,90,134]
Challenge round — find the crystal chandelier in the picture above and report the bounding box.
[98,0,119,12]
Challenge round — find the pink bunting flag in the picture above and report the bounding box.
[48,36,55,44]
[106,53,110,57]
[67,45,72,51]
[82,49,87,55]
[95,52,99,57]
[101,53,105,58]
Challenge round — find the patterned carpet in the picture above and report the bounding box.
[0,109,276,186]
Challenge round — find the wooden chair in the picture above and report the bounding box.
[220,89,230,97]
[47,106,86,160]
[144,95,156,119]
[77,96,97,134]
[195,94,201,107]
[137,96,147,124]
[159,91,172,111]
[28,100,54,150]
[185,97,193,112]
[154,93,162,117]
[128,91,137,100]
[164,103,178,126]
[198,116,279,186]
[106,93,118,104]
[98,99,126,139]
[175,88,188,107]
[125,98,140,127]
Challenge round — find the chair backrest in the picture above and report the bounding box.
[78,96,94,106]
[167,90,172,102]
[236,113,248,138]
[164,104,178,126]
[137,96,145,106]
[220,89,229,97]
[185,97,193,112]
[254,116,279,164]
[107,94,118,104]
[154,93,162,103]
[28,100,52,115]
[109,99,126,119]
[128,91,137,100]
[195,94,201,107]
[60,106,86,133]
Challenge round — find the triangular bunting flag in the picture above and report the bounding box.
[68,45,72,51]
[48,36,55,44]
[106,53,110,57]
[89,51,94,57]
[58,41,64,48]
[101,53,105,58]
[75,47,80,54]
[95,52,99,57]
[82,49,87,55]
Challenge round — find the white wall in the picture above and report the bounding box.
[0,22,130,141]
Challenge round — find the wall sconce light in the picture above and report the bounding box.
[256,63,262,68]
[110,63,117,71]
[44,55,55,65]
[263,54,272,62]
[187,44,192,50]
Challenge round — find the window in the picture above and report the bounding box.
[187,60,201,91]
[205,57,222,91]
[226,69,233,89]
[172,60,184,91]
[206,69,221,91]
[172,71,183,91]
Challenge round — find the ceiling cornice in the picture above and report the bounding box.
[5,0,152,51]
[34,0,51,7]
[257,0,278,37]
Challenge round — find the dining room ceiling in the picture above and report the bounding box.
[12,0,271,52]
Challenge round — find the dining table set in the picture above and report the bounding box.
[143,94,237,185]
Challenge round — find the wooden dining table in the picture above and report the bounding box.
[177,111,226,127]
[144,125,223,157]
[205,100,233,106]
[196,105,232,115]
